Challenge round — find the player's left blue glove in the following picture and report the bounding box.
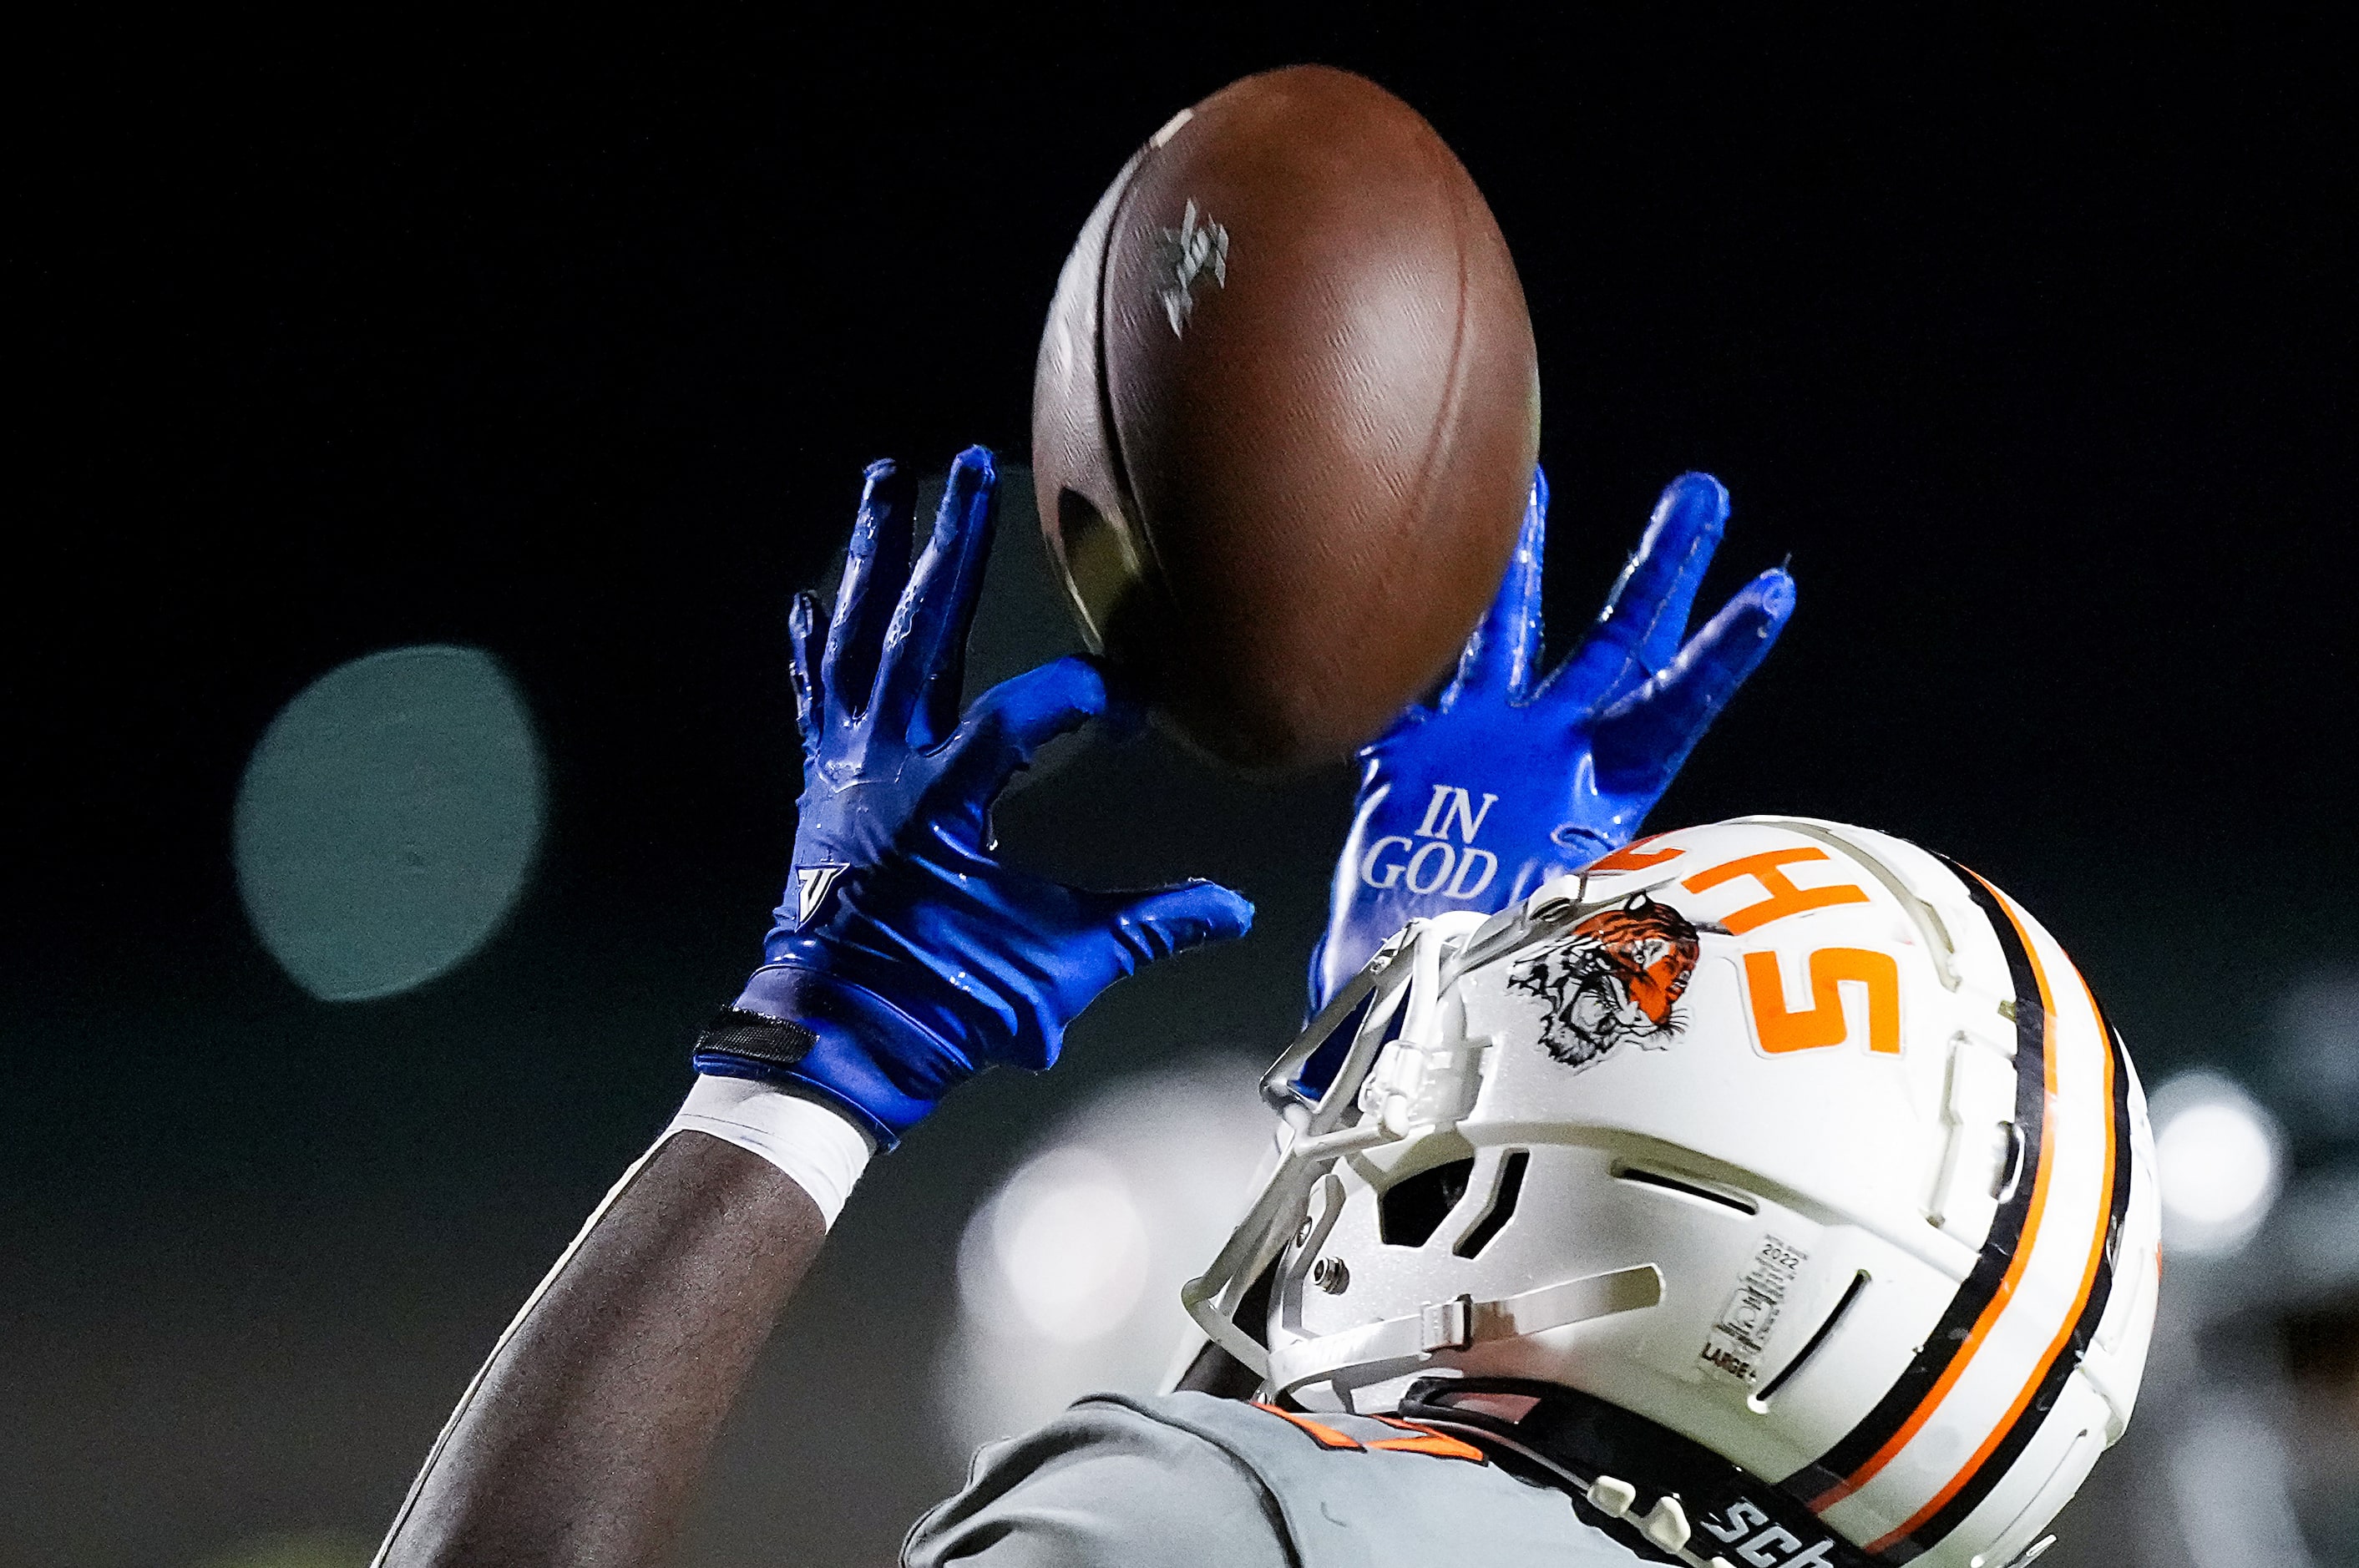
[696,448,1254,1149]
[1307,466,1795,1012]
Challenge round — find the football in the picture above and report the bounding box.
[1032,65,1540,771]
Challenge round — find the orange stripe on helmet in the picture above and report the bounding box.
[1806,872,2063,1516]
[1860,926,2120,1556]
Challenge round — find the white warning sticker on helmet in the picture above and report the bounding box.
[1698,1234,1807,1385]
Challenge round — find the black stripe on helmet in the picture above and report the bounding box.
[1884,979,2136,1559]
[1785,860,2048,1507]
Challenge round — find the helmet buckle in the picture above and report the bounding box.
[1418,1292,1475,1352]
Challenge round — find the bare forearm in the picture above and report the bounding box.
[377,1131,827,1568]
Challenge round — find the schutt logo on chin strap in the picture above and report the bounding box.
[1396,1378,1878,1568]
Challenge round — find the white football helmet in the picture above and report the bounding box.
[1185,817,2159,1568]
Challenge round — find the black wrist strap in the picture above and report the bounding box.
[1398,1378,1875,1568]
[691,1006,819,1071]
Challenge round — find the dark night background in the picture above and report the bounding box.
[8,13,2352,1566]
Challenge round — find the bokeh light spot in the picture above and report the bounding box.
[939,1060,1271,1457]
[234,645,544,1001]
[979,1147,1152,1343]
[2152,1070,2284,1257]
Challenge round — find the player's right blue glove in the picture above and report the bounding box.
[1307,467,1795,1013]
[695,448,1254,1150]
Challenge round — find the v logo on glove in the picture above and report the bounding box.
[795,865,848,928]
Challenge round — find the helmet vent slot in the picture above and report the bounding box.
[1992,1120,2027,1203]
[1379,1157,1476,1247]
[1452,1151,1530,1258]
[1614,1165,1758,1215]
[1755,1269,1870,1405]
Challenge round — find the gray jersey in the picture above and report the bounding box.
[904,1392,1648,1567]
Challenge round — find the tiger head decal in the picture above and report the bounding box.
[1506,893,1711,1070]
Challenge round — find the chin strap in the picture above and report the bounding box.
[1397,1378,1894,1568]
[1264,1265,1664,1399]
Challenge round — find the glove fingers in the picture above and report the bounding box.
[1103,879,1257,971]
[942,655,1121,809]
[879,447,999,746]
[1592,566,1795,793]
[788,589,825,756]
[822,460,918,722]
[1615,473,1730,666]
[1559,473,1731,705]
[1446,465,1550,706]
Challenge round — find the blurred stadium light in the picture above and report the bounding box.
[2165,1410,2321,1568]
[937,1058,1272,1460]
[2151,1070,2285,1258]
[970,1146,1154,1343]
[233,645,544,1001]
[2077,1005,2357,1568]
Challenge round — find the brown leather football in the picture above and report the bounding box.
[1032,65,1539,771]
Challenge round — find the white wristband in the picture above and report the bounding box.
[663,1075,875,1227]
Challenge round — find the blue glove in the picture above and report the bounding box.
[696,448,1255,1148]
[1308,467,1795,1011]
